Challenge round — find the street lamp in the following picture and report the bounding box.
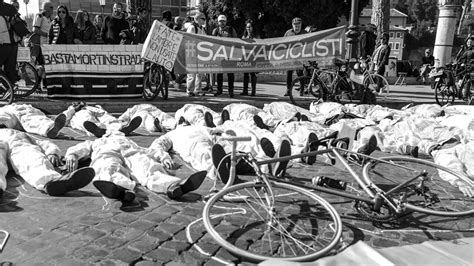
[99,0,106,19]
[346,0,360,61]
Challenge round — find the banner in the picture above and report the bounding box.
[43,44,144,98]
[142,25,346,74]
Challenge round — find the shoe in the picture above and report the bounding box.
[214,92,222,97]
[166,170,207,200]
[120,116,142,135]
[154,118,163,132]
[357,135,378,156]
[300,114,309,121]
[229,93,234,98]
[0,124,6,129]
[293,112,301,121]
[221,109,230,123]
[178,116,187,126]
[284,92,289,97]
[260,137,276,158]
[46,113,67,139]
[187,92,195,97]
[93,180,135,202]
[303,133,319,165]
[253,115,270,130]
[273,139,291,177]
[212,144,231,184]
[250,92,256,96]
[240,91,249,96]
[406,145,419,158]
[45,167,95,196]
[83,121,106,138]
[204,112,216,128]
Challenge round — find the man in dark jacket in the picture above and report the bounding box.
[359,23,377,59]
[131,7,149,44]
[283,17,305,96]
[0,0,20,85]
[101,2,129,44]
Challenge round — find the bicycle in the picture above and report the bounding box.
[0,70,14,104]
[357,57,390,98]
[12,43,42,100]
[142,62,169,101]
[202,135,473,262]
[431,62,473,106]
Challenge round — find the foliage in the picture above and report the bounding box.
[198,0,369,38]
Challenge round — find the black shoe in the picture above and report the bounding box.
[303,133,318,165]
[166,170,207,200]
[120,116,142,135]
[204,112,216,128]
[406,145,419,158]
[154,118,163,132]
[229,93,234,98]
[214,92,222,97]
[93,180,135,202]
[0,124,6,129]
[178,116,187,126]
[46,113,67,139]
[240,91,249,96]
[293,112,301,122]
[187,92,195,97]
[300,114,309,122]
[212,144,231,184]
[260,137,276,158]
[273,139,291,177]
[221,109,230,123]
[283,92,289,96]
[45,167,95,196]
[357,135,378,156]
[83,121,106,138]
[253,115,270,130]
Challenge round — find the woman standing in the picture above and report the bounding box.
[49,5,81,44]
[75,9,96,44]
[241,19,259,96]
[93,15,104,44]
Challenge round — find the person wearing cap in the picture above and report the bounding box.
[370,33,391,90]
[419,48,435,84]
[283,17,305,97]
[359,24,377,59]
[212,14,238,97]
[457,38,474,99]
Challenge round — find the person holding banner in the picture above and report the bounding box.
[186,12,206,97]
[212,15,238,98]
[283,17,305,97]
[101,2,129,45]
[49,5,82,45]
[241,19,259,96]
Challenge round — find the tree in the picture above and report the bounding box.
[198,0,370,38]
[371,0,390,40]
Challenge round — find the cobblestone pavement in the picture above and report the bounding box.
[1,131,473,265]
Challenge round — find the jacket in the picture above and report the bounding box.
[77,21,96,44]
[49,17,79,44]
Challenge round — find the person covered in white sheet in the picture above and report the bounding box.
[118,103,177,133]
[263,101,326,125]
[64,130,207,202]
[0,103,68,138]
[221,103,281,130]
[0,128,95,202]
[174,103,222,128]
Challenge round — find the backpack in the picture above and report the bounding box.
[7,15,30,38]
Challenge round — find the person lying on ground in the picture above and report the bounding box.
[0,128,95,202]
[263,102,326,125]
[64,129,206,202]
[174,104,222,128]
[117,103,177,133]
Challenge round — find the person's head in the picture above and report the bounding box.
[75,9,87,28]
[112,2,123,16]
[305,25,317,33]
[10,0,19,11]
[292,17,302,33]
[425,48,432,56]
[94,14,103,27]
[162,10,172,21]
[367,23,376,33]
[245,19,254,34]
[467,38,473,48]
[194,12,205,26]
[381,32,389,44]
[174,16,183,26]
[217,14,227,27]
[56,5,69,21]
[42,1,54,18]
[137,7,147,20]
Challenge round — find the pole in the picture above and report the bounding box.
[433,0,463,66]
[101,5,104,19]
[346,0,360,61]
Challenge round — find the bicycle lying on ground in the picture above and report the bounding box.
[203,135,473,262]
[143,62,169,101]
[431,62,473,105]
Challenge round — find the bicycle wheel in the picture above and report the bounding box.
[14,62,40,98]
[143,66,163,101]
[0,72,14,104]
[160,68,169,100]
[363,73,389,97]
[362,156,474,216]
[289,76,325,109]
[434,79,455,106]
[202,181,342,262]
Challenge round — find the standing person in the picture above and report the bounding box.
[101,2,129,45]
[162,10,180,90]
[212,15,237,98]
[0,0,20,85]
[93,15,103,44]
[74,9,96,44]
[359,23,377,60]
[173,16,183,31]
[49,5,81,44]
[283,17,305,96]
[131,7,149,44]
[186,13,206,97]
[31,1,53,65]
[371,33,391,82]
[241,19,259,96]
[419,48,435,84]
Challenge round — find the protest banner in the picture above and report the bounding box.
[141,20,183,71]
[42,44,144,98]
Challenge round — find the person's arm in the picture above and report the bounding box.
[64,140,94,172]
[32,14,48,37]
[101,16,108,44]
[148,134,173,166]
[211,28,218,37]
[48,23,54,44]
[85,25,96,44]
[29,136,61,157]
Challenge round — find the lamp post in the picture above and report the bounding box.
[99,0,106,19]
[346,0,360,61]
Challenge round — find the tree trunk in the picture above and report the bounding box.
[371,0,390,42]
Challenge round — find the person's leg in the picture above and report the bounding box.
[228,73,235,97]
[186,73,195,96]
[194,74,202,95]
[14,107,66,138]
[70,109,101,136]
[3,45,19,84]
[242,73,249,95]
[285,70,294,96]
[250,73,257,96]
[0,141,8,196]
[92,156,136,202]
[215,73,224,96]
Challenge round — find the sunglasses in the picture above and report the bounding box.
[58,10,66,14]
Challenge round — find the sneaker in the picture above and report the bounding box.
[166,170,207,200]
[154,118,163,132]
[93,180,135,202]
[212,144,231,184]
[46,113,67,139]
[303,133,319,165]
[120,116,142,135]
[273,139,291,177]
[45,167,95,196]
[260,137,276,158]
[356,135,378,156]
[300,114,309,121]
[253,115,270,130]
[221,109,230,123]
[204,112,216,128]
[83,121,106,138]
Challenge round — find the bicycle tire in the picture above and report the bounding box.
[14,62,40,98]
[362,156,474,217]
[289,76,325,109]
[202,181,342,262]
[160,68,169,100]
[434,79,455,106]
[143,66,162,101]
[363,73,389,98]
[0,72,14,104]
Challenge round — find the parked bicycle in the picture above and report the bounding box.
[432,62,473,106]
[0,70,14,104]
[143,62,169,101]
[203,135,473,262]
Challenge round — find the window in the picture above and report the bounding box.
[395,42,400,50]
[389,32,394,38]
[389,42,393,49]
[396,32,401,39]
